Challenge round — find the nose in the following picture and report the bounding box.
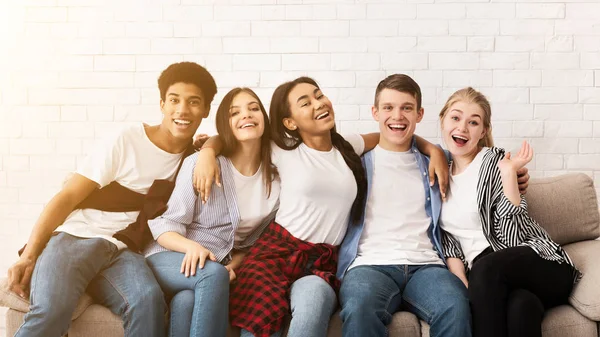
[177,100,190,114]
[314,98,325,111]
[391,107,403,120]
[457,120,468,131]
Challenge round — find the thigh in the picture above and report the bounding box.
[146,251,228,297]
[30,233,114,306]
[470,246,573,308]
[402,264,469,323]
[339,265,404,314]
[87,249,163,311]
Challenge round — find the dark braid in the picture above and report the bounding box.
[330,130,367,223]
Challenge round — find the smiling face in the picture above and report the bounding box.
[441,100,488,158]
[283,82,335,137]
[229,91,265,143]
[373,88,424,152]
[159,82,207,141]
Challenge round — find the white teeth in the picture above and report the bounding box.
[389,124,407,130]
[174,119,191,125]
[316,111,329,120]
[240,123,256,129]
[453,135,468,140]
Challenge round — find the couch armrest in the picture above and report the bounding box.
[564,240,600,320]
[0,277,94,320]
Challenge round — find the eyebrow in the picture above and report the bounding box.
[450,109,481,119]
[296,89,321,103]
[230,101,259,109]
[167,93,203,100]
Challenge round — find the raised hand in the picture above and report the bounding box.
[498,141,533,174]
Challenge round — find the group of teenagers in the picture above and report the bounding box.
[6,61,581,337]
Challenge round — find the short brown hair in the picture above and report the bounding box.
[374,74,422,110]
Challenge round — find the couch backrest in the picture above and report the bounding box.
[525,173,600,245]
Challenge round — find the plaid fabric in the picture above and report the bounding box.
[229,221,340,337]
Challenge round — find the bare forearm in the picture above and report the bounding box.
[201,135,223,155]
[21,193,81,260]
[415,135,441,157]
[500,169,521,206]
[156,232,197,254]
[446,257,468,285]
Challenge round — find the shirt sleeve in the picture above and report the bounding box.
[148,154,200,239]
[76,129,122,188]
[341,133,365,156]
[440,229,469,270]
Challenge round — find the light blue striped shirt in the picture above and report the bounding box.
[143,153,274,262]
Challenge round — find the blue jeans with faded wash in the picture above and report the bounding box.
[15,232,167,337]
[147,251,230,337]
[339,264,471,337]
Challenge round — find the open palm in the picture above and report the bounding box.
[498,141,533,173]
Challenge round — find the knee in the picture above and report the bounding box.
[170,290,195,311]
[507,290,543,320]
[129,282,166,312]
[194,262,229,290]
[291,277,336,317]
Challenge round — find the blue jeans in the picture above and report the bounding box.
[15,232,167,337]
[240,275,337,337]
[339,264,471,337]
[147,251,230,337]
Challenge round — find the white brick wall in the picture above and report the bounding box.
[1,0,600,330]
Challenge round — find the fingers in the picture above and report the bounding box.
[197,253,206,272]
[20,267,33,290]
[505,152,511,160]
[209,252,217,262]
[215,167,222,188]
[199,177,206,202]
[428,168,436,187]
[438,172,448,202]
[191,253,200,276]
[203,176,213,204]
[229,269,237,283]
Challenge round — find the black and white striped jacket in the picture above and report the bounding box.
[440,147,581,283]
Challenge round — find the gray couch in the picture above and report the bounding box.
[2,173,600,337]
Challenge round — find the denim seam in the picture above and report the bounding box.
[402,294,433,322]
[99,272,131,336]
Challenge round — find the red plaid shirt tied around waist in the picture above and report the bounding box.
[229,221,340,337]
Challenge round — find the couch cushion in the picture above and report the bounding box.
[541,305,598,337]
[564,240,600,320]
[0,277,94,320]
[67,304,123,337]
[327,310,421,337]
[525,174,600,245]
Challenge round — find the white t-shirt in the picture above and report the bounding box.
[55,124,185,250]
[440,147,491,268]
[229,161,281,245]
[272,133,365,245]
[350,146,443,269]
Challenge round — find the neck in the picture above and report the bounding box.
[229,139,262,176]
[300,131,333,151]
[451,147,482,175]
[378,138,412,152]
[146,124,190,154]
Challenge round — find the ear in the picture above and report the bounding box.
[371,105,379,121]
[416,107,425,123]
[160,99,165,112]
[202,105,210,118]
[283,117,297,131]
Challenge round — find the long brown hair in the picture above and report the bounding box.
[269,77,367,223]
[439,87,494,148]
[215,87,275,197]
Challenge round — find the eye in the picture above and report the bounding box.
[251,106,260,112]
[230,110,239,116]
[469,121,479,126]
[301,101,309,108]
[451,116,459,121]
[383,105,392,110]
[317,93,325,99]
[189,100,200,106]
[170,98,179,104]
[403,106,413,111]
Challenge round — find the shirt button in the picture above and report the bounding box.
[423,172,427,176]
[427,197,430,201]
[414,149,418,153]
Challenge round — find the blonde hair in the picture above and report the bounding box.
[439,87,494,148]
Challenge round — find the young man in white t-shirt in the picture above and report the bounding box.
[6,62,217,337]
[336,74,472,337]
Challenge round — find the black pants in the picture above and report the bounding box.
[468,246,574,337]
